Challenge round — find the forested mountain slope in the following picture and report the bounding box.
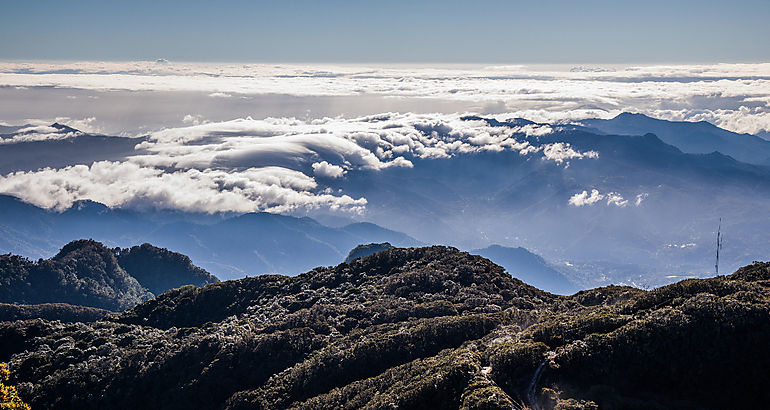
[0,240,218,311]
[1,247,768,409]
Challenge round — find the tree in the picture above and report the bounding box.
[0,363,30,410]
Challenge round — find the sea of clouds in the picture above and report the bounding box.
[0,61,769,214]
[2,61,770,134]
[0,113,594,213]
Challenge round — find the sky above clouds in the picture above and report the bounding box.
[1,1,769,63]
[1,1,769,220]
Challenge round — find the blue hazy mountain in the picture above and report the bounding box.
[579,112,770,165]
[470,245,578,295]
[316,119,770,287]
[0,194,422,280]
[0,123,145,174]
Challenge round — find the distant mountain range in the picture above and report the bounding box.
[578,112,770,166]
[0,123,145,174]
[3,114,770,288]
[0,218,579,295]
[0,194,422,280]
[320,115,770,285]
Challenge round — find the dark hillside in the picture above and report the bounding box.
[0,240,217,312]
[0,240,152,311]
[115,243,219,295]
[117,246,552,330]
[1,250,769,409]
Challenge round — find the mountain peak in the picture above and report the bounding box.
[115,243,219,295]
[2,239,153,311]
[67,199,111,214]
[583,112,770,165]
[53,238,111,260]
[49,122,82,133]
[613,112,652,120]
[344,242,394,263]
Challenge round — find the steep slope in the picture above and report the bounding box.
[115,243,219,295]
[1,248,769,409]
[0,239,152,311]
[471,245,578,295]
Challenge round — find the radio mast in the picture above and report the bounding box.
[715,218,723,275]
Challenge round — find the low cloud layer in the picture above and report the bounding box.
[0,113,598,213]
[0,161,367,213]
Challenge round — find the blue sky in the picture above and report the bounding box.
[1,0,769,63]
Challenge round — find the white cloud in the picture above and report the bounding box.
[569,189,604,207]
[541,142,599,165]
[569,190,640,207]
[0,125,83,145]
[605,192,628,207]
[2,62,770,135]
[0,111,603,213]
[312,161,346,178]
[635,193,649,206]
[0,161,366,214]
[133,113,593,173]
[182,114,205,125]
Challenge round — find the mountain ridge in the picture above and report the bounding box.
[0,239,218,311]
[578,112,770,165]
[1,247,768,409]
[0,194,423,280]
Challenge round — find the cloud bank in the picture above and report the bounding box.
[0,113,598,213]
[1,62,770,135]
[0,162,367,213]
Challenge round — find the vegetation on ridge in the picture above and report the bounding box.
[0,247,768,409]
[0,240,218,312]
